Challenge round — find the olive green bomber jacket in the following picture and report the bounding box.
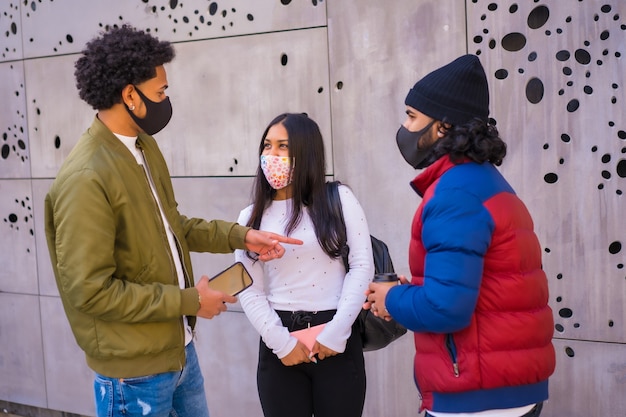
[44,117,250,378]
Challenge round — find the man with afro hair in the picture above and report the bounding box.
[44,24,301,417]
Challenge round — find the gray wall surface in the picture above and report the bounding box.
[1,1,625,416]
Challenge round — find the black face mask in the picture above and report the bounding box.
[395,120,436,169]
[126,86,173,135]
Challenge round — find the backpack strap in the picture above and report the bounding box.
[326,181,350,271]
[327,181,395,275]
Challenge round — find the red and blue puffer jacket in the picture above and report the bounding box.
[385,156,555,413]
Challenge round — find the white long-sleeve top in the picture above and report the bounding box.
[236,185,374,358]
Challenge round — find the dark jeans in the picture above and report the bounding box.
[425,402,543,417]
[257,310,366,417]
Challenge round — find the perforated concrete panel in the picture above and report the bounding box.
[25,29,332,179]
[17,0,326,59]
[24,55,94,178]
[0,179,37,294]
[467,1,626,345]
[159,28,332,177]
[1,1,625,416]
[0,61,29,178]
[0,293,46,408]
[466,3,626,414]
[39,296,94,414]
[0,2,22,61]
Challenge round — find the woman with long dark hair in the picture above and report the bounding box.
[236,113,374,417]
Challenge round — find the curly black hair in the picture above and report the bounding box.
[74,24,175,110]
[426,118,507,166]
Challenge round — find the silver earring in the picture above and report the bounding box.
[129,103,135,111]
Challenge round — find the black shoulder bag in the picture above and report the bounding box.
[327,181,407,351]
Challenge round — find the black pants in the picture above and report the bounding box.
[256,310,366,417]
[425,402,543,417]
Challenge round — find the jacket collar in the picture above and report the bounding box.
[410,155,469,197]
[89,116,136,156]
[90,115,155,161]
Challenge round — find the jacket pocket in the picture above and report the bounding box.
[445,333,460,377]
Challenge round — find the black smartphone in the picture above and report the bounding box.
[207,262,253,296]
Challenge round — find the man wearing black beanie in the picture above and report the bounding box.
[364,55,556,417]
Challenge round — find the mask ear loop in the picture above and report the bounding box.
[437,122,451,138]
[122,85,136,112]
[288,157,295,184]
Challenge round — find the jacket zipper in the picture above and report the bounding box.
[138,143,192,343]
[172,234,196,337]
[445,333,460,377]
[136,144,178,281]
[139,151,193,288]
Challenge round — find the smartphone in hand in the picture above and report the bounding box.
[207,262,253,296]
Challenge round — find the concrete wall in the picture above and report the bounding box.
[0,1,624,416]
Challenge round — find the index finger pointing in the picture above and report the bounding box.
[273,235,303,245]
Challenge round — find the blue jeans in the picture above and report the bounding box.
[93,342,209,417]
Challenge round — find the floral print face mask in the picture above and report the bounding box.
[260,155,294,190]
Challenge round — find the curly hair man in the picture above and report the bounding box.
[44,24,301,417]
[364,55,556,417]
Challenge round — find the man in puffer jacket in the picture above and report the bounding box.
[364,54,555,417]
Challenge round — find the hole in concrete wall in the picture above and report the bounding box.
[544,173,558,184]
[528,5,549,29]
[609,241,622,254]
[525,77,544,103]
[501,32,526,51]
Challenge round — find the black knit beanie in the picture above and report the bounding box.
[404,54,490,126]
